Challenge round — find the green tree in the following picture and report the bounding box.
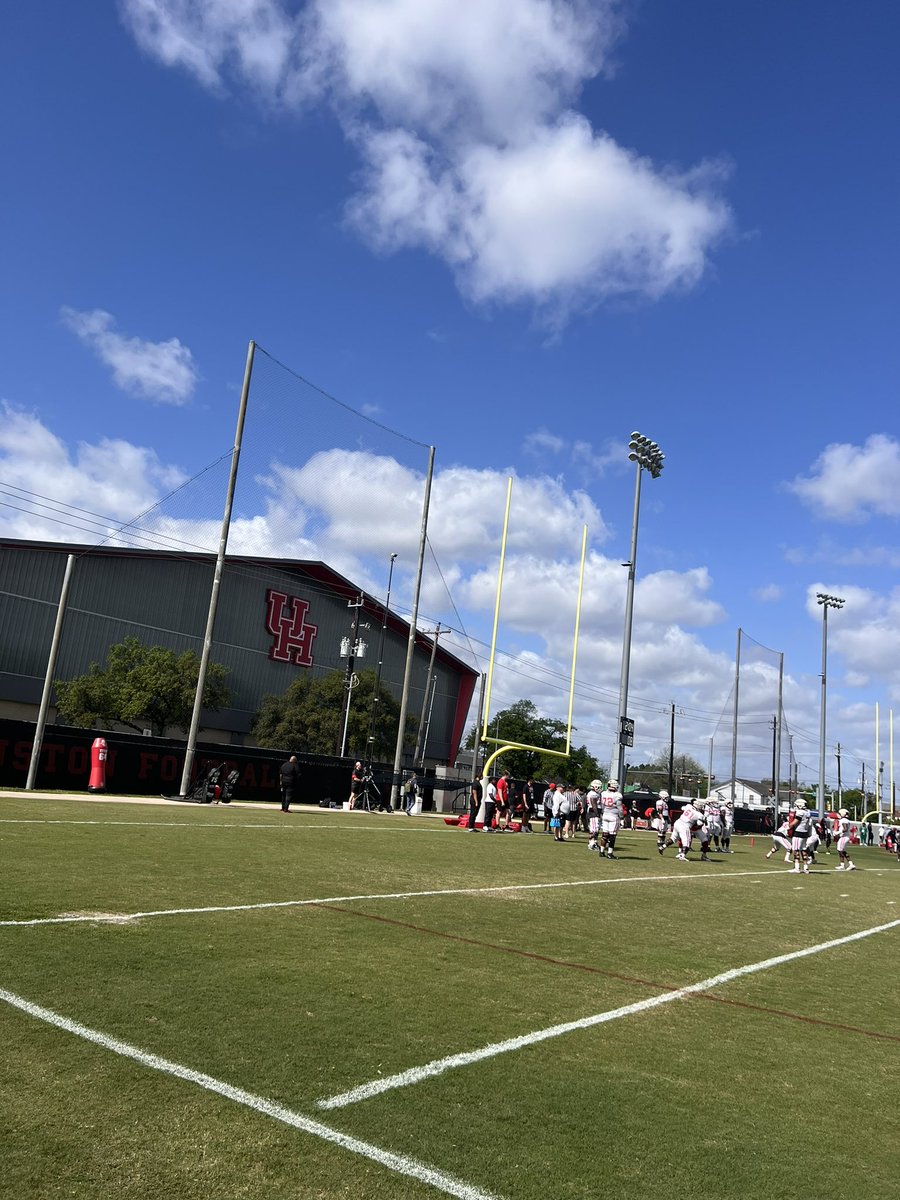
[465,699,602,785]
[54,637,232,736]
[252,668,415,759]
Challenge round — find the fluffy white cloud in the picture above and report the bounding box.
[119,0,732,317]
[348,117,730,310]
[120,0,303,95]
[789,434,900,522]
[0,405,187,540]
[61,307,199,404]
[805,583,900,692]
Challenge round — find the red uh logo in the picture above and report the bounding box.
[265,589,318,666]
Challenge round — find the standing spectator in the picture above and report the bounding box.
[496,771,510,828]
[551,785,566,841]
[542,783,557,834]
[403,772,419,815]
[468,776,483,832]
[347,761,364,810]
[560,783,576,840]
[521,778,536,833]
[279,754,300,812]
[482,775,498,831]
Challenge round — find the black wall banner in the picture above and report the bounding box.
[0,719,414,807]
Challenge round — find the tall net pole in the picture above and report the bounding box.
[729,628,741,804]
[179,339,255,798]
[390,445,435,809]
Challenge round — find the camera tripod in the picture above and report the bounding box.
[356,775,384,812]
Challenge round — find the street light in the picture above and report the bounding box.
[816,592,845,814]
[613,432,665,785]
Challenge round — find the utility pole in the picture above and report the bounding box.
[771,714,777,798]
[667,702,675,795]
[338,595,366,758]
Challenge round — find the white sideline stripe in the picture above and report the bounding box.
[0,869,790,928]
[318,917,900,1110]
[0,985,500,1200]
[0,818,444,833]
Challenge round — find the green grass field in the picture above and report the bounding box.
[1,793,898,1200]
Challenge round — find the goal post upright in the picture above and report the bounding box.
[479,478,588,778]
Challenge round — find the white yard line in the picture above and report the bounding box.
[0,818,444,833]
[0,985,500,1200]
[0,869,792,928]
[317,917,900,1110]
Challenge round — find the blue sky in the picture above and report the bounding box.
[2,1,899,795]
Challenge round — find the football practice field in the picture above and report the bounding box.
[1,793,898,1200]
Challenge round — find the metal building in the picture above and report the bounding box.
[0,538,477,764]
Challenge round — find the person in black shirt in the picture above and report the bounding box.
[279,755,300,812]
[347,761,363,810]
[468,777,482,832]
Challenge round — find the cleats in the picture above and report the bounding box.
[847,862,857,871]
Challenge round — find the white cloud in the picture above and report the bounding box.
[0,405,187,540]
[523,429,566,456]
[119,0,732,318]
[789,434,900,522]
[120,0,303,95]
[754,583,782,602]
[522,429,624,477]
[61,307,199,404]
[348,117,730,312]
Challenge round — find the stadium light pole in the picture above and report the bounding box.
[817,592,845,814]
[613,432,664,786]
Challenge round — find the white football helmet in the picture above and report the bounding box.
[795,799,807,810]
[838,808,849,817]
[607,779,619,790]
[659,790,669,800]
[590,779,603,790]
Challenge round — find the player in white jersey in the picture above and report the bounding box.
[653,791,670,855]
[671,801,703,860]
[765,818,793,862]
[704,799,723,850]
[834,809,856,871]
[805,818,821,864]
[599,780,624,859]
[721,800,735,852]
[586,781,602,853]
[787,799,813,873]
[692,802,713,861]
